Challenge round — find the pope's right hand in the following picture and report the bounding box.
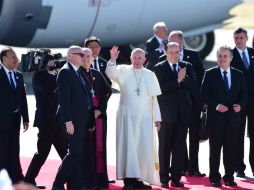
[110,46,120,61]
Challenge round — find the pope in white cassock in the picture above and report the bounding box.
[106,46,162,189]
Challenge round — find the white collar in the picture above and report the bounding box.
[69,62,79,72]
[236,47,248,55]
[220,67,230,74]
[2,64,13,75]
[154,35,164,44]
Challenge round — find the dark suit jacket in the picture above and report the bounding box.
[95,57,112,86]
[231,47,254,106]
[145,36,166,71]
[201,66,247,128]
[0,66,29,131]
[159,48,204,85]
[32,70,58,127]
[56,62,92,129]
[154,60,195,124]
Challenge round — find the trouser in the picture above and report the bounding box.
[25,123,67,183]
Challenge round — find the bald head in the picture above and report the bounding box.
[67,45,85,67]
[67,46,84,56]
[168,30,184,50]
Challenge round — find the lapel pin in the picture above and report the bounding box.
[93,77,95,80]
[187,56,190,59]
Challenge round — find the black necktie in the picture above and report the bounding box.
[162,40,168,51]
[77,70,92,108]
[172,64,178,76]
[8,71,16,91]
[223,71,229,92]
[93,60,98,70]
[242,51,249,70]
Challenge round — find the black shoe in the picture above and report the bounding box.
[225,181,237,187]
[133,181,152,189]
[108,179,116,183]
[51,187,65,190]
[181,171,187,176]
[24,178,46,189]
[171,181,184,187]
[161,183,169,188]
[122,185,133,190]
[236,171,245,178]
[36,185,46,189]
[210,181,222,187]
[191,171,206,177]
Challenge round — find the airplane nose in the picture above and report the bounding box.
[0,0,51,47]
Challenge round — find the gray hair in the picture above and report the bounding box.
[83,47,92,55]
[216,45,233,57]
[153,21,167,33]
[169,30,184,40]
[167,42,180,50]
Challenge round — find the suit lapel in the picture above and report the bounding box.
[163,60,174,76]
[247,47,254,70]
[98,57,105,71]
[216,67,228,92]
[68,63,88,94]
[13,71,21,93]
[230,68,236,93]
[183,49,190,61]
[0,67,16,93]
[233,48,248,72]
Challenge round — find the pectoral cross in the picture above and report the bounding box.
[91,89,95,97]
[135,88,140,96]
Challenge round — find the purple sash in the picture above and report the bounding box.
[92,96,104,173]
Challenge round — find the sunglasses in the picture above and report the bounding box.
[72,53,84,57]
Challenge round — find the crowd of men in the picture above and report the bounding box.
[0,22,253,190]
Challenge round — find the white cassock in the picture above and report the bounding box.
[106,60,161,185]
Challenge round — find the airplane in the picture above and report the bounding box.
[0,0,242,60]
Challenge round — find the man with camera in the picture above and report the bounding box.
[24,59,68,188]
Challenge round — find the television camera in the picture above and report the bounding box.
[21,49,66,72]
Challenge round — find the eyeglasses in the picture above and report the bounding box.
[72,53,84,57]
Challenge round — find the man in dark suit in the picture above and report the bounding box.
[201,46,247,187]
[154,42,196,188]
[51,46,94,190]
[84,36,112,86]
[160,30,205,176]
[145,21,168,71]
[24,65,68,188]
[0,47,29,184]
[231,27,254,177]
